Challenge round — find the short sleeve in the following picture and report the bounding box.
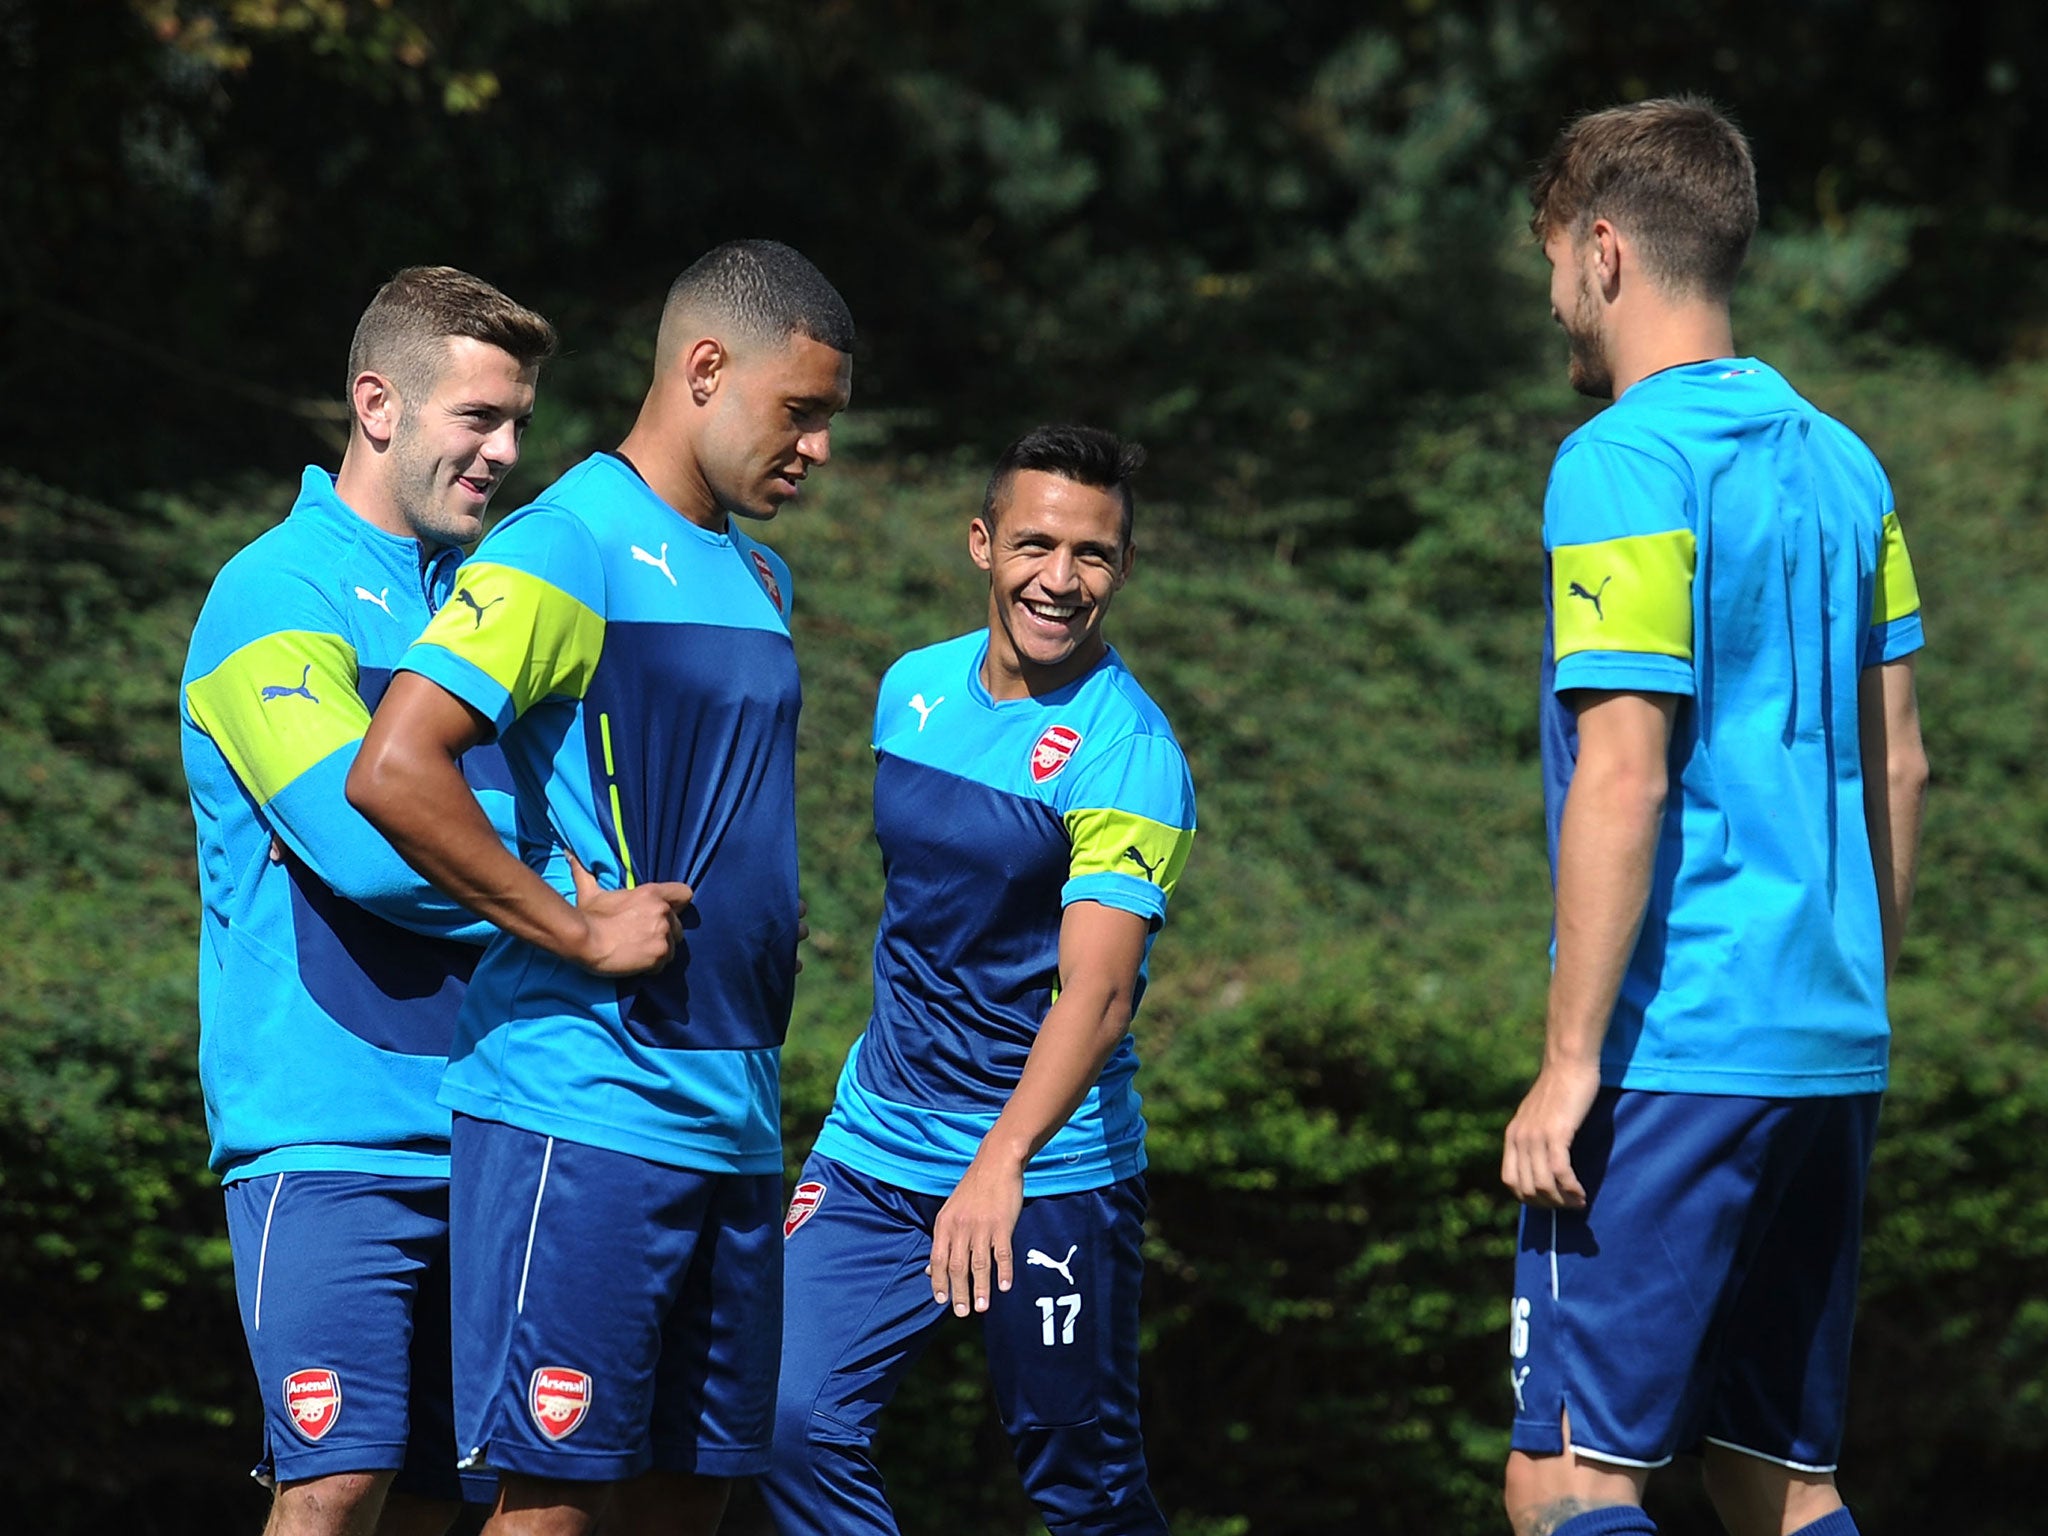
[1057,732,1196,928]
[399,506,607,737]
[1545,440,1697,698]
[1865,510,1925,665]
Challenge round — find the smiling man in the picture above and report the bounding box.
[348,241,853,1536]
[757,425,1195,1536]
[180,266,555,1536]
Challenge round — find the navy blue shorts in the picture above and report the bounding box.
[1508,1088,1881,1471]
[756,1153,1168,1536]
[448,1113,782,1482]
[223,1170,490,1502]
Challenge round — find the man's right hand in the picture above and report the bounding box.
[567,853,694,977]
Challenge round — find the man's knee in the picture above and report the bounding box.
[1010,1420,1167,1536]
[268,1470,394,1536]
[1700,1444,1844,1536]
[1503,1450,1651,1536]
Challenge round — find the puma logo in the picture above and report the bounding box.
[907,693,944,732]
[1510,1365,1531,1413]
[353,585,393,616]
[1122,846,1163,882]
[1567,575,1612,622]
[631,543,676,585]
[260,664,320,703]
[1025,1245,1078,1286]
[455,587,503,627]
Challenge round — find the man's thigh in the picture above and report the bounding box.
[1507,1089,1873,1471]
[1702,1092,1880,1472]
[224,1170,469,1499]
[773,1153,949,1441]
[982,1176,1166,1533]
[448,1114,781,1485]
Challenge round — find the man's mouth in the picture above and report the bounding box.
[455,474,493,501]
[1023,598,1080,624]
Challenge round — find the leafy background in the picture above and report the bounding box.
[4,2,2046,1531]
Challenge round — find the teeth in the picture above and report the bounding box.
[1026,601,1078,620]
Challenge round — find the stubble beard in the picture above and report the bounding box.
[1564,274,1614,401]
[389,411,482,547]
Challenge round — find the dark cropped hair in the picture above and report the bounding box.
[981,424,1147,547]
[659,239,855,360]
[1530,95,1758,300]
[345,265,557,405]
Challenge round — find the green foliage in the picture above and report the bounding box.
[0,473,273,1514]
[9,3,2048,1529]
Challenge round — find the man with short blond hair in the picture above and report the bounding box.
[1499,98,1928,1536]
[181,265,555,1535]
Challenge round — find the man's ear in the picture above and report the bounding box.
[968,515,995,572]
[682,337,727,405]
[351,371,402,448]
[1116,538,1136,588]
[1589,217,1623,300]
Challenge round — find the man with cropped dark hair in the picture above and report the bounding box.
[350,241,853,1536]
[981,422,1147,545]
[759,425,1194,1536]
[657,239,858,364]
[1499,98,1927,1536]
[183,265,553,1535]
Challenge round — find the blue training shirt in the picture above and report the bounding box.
[1539,358,1925,1097]
[813,633,1197,1197]
[399,452,799,1175]
[181,467,517,1180]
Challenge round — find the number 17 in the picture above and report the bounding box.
[1036,1294,1082,1345]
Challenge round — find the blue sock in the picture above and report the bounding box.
[1548,1507,1658,1536]
[1790,1510,1859,1536]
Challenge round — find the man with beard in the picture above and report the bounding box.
[181,266,555,1534]
[349,241,853,1536]
[756,425,1194,1536]
[1497,99,1929,1536]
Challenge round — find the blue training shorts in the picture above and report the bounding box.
[448,1113,782,1482]
[758,1152,1168,1536]
[1509,1088,1881,1471]
[223,1170,490,1502]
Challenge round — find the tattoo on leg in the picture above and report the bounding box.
[1517,1496,1601,1536]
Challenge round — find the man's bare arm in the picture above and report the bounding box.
[928,902,1150,1317]
[1859,657,1929,980]
[347,671,691,976]
[1503,689,1678,1209]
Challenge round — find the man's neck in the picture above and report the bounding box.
[1607,305,1737,398]
[332,443,415,543]
[616,394,724,533]
[980,630,1107,703]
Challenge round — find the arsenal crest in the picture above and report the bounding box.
[283,1368,341,1442]
[1029,724,1082,784]
[784,1179,826,1239]
[529,1366,593,1441]
[750,550,784,612]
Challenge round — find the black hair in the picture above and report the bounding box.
[980,424,1146,547]
[661,240,855,356]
